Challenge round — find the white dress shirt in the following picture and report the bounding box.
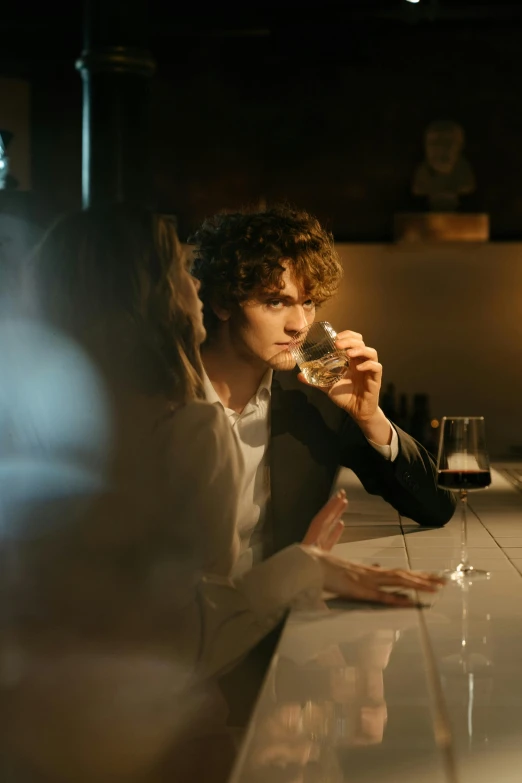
[203,369,398,576]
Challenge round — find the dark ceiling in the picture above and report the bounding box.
[1,0,522,66]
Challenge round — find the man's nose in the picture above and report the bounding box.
[285,306,309,334]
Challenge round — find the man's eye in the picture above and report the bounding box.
[304,300,315,309]
[267,300,284,309]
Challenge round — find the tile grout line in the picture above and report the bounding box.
[415,603,461,783]
[466,502,522,576]
[401,513,460,783]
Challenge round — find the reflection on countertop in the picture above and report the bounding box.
[238,607,417,783]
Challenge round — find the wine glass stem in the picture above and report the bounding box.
[460,489,469,571]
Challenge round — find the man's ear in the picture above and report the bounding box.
[210,298,231,322]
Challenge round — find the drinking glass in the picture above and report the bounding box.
[437,417,491,580]
[288,321,348,387]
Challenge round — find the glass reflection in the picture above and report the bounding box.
[440,578,494,749]
[244,620,406,782]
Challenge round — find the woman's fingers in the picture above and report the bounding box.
[341,578,417,607]
[359,564,445,587]
[372,573,439,592]
[302,490,347,547]
[319,490,347,522]
[369,569,445,591]
[321,519,344,551]
[413,570,446,584]
[315,551,445,606]
[326,559,443,588]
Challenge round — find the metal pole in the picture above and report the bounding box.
[76,0,156,208]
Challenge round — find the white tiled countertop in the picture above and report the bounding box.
[230,465,522,783]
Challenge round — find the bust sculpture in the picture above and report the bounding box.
[412,120,475,211]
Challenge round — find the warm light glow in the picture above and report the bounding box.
[431,419,440,429]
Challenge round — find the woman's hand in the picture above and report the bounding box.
[302,490,348,551]
[308,549,445,607]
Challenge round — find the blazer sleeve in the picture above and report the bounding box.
[196,545,324,679]
[338,415,456,527]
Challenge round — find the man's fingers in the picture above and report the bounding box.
[353,360,383,375]
[336,338,365,353]
[346,346,378,362]
[335,330,363,343]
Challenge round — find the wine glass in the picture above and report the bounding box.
[437,417,491,581]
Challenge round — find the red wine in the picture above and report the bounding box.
[437,469,491,491]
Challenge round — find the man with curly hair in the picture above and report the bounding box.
[190,205,454,573]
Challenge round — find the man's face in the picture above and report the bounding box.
[228,265,316,371]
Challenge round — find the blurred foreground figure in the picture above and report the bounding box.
[0,210,242,783]
[0,318,230,783]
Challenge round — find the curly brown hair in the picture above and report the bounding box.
[31,205,204,404]
[189,204,343,338]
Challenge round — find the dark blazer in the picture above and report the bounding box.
[269,370,456,552]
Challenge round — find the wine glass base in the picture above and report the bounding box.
[444,565,490,583]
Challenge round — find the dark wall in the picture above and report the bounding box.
[4,13,522,238]
[32,68,83,222]
[149,22,522,239]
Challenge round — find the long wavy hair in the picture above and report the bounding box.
[31,205,204,405]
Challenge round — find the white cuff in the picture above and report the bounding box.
[367,421,399,462]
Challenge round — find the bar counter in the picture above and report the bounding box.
[231,465,522,783]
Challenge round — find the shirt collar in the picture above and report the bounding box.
[202,366,273,410]
[255,368,273,404]
[202,368,223,406]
